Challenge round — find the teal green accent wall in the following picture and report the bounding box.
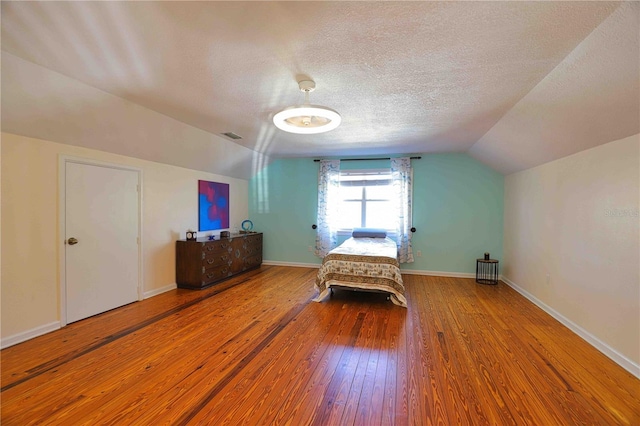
[249,159,320,264]
[407,154,503,273]
[249,154,503,273]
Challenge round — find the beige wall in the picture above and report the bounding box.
[1,133,248,341]
[503,134,639,371]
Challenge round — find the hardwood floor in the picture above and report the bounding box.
[2,265,639,425]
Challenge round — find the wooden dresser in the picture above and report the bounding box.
[176,233,263,289]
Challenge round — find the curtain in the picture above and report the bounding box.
[391,157,414,263]
[315,159,341,257]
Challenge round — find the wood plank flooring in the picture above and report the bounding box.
[1,265,639,425]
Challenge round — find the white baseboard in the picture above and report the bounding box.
[263,262,477,279]
[502,276,640,379]
[2,285,176,348]
[143,283,177,299]
[1,321,61,349]
[262,260,321,268]
[400,268,475,279]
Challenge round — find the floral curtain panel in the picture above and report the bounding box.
[391,157,414,263]
[315,159,341,257]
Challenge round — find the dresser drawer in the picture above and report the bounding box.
[201,241,232,255]
[243,243,261,257]
[244,253,263,270]
[245,234,263,245]
[200,264,231,286]
[202,250,233,267]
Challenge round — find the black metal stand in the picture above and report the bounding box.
[476,259,499,285]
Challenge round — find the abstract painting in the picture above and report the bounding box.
[198,180,230,231]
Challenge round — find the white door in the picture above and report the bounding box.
[65,161,140,323]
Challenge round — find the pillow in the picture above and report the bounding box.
[352,228,387,238]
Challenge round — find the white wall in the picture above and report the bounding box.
[1,132,249,344]
[503,134,639,375]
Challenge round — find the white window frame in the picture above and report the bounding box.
[336,168,396,236]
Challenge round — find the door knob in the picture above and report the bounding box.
[67,237,79,245]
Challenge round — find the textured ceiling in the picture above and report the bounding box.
[1,1,638,177]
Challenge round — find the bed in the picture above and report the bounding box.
[313,231,407,307]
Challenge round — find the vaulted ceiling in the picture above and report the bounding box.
[2,1,638,179]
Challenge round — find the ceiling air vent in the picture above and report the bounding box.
[221,132,242,140]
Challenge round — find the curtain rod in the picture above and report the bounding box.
[313,156,421,162]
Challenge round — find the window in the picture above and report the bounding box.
[336,169,395,231]
[315,158,413,262]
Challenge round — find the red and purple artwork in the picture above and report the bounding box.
[198,180,230,231]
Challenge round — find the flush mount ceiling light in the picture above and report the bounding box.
[273,80,341,134]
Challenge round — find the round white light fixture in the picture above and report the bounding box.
[273,80,341,134]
